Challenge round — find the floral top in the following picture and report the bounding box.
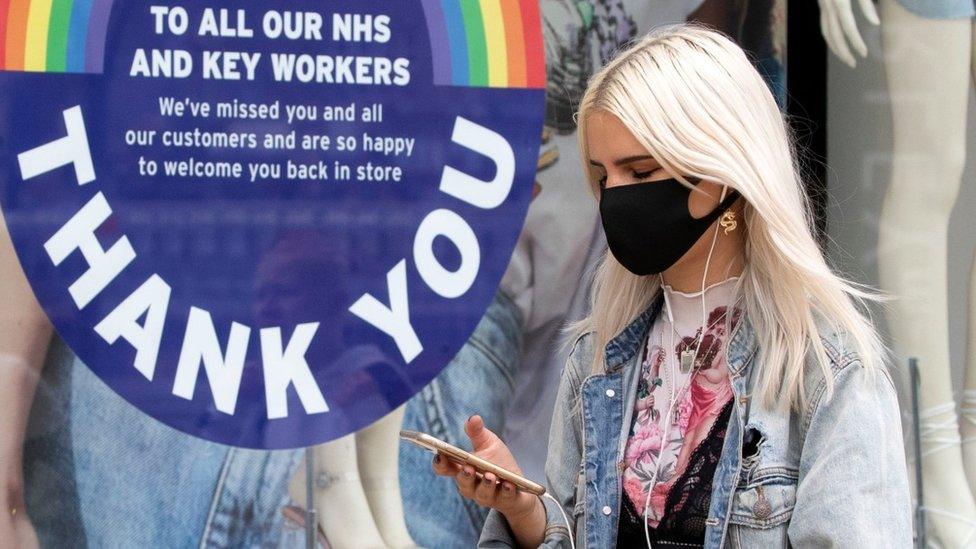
[618,276,743,544]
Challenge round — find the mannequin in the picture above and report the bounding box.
[255,234,417,549]
[819,0,976,545]
[288,405,415,549]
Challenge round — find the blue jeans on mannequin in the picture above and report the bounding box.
[276,289,524,548]
[397,289,523,548]
[22,288,523,548]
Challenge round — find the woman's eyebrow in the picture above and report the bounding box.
[588,155,658,167]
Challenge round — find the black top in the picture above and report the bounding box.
[616,398,734,548]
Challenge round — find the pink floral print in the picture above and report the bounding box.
[620,302,742,527]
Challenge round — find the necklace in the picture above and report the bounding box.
[643,298,738,493]
[646,294,738,386]
[645,288,743,414]
[639,295,740,526]
[666,292,741,374]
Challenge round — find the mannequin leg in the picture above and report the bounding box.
[960,23,976,497]
[877,0,976,545]
[962,15,976,504]
[288,435,389,549]
[356,405,418,548]
[965,249,976,496]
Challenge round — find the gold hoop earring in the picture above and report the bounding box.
[719,210,737,234]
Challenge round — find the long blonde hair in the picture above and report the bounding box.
[568,22,888,410]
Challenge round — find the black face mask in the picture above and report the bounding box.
[598,177,739,276]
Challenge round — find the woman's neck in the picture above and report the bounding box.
[661,275,740,330]
[661,253,744,294]
[660,219,746,293]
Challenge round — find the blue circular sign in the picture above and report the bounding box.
[0,0,544,448]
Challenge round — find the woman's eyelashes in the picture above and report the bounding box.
[597,168,660,188]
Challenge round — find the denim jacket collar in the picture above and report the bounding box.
[602,291,759,376]
[602,296,663,372]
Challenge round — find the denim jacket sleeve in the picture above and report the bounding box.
[478,332,592,548]
[787,333,913,547]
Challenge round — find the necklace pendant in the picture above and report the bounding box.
[680,350,695,374]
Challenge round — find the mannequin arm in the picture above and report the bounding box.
[0,210,52,548]
[817,0,879,67]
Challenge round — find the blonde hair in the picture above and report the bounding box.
[568,22,888,410]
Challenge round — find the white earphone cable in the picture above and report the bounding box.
[542,491,576,549]
[641,184,729,549]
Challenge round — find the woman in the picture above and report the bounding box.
[431,22,912,548]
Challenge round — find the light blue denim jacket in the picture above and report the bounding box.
[479,293,913,548]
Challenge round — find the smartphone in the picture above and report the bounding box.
[399,429,546,496]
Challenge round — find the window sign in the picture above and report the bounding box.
[0,0,544,448]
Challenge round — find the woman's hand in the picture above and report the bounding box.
[431,415,540,522]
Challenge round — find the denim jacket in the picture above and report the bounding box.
[479,293,913,548]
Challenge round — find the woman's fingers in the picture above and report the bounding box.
[431,453,460,477]
[455,465,478,497]
[473,472,501,506]
[498,480,519,503]
[424,416,526,513]
[438,461,523,514]
[465,414,494,452]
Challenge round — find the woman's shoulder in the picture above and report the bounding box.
[808,313,864,375]
[568,329,596,358]
[799,311,897,427]
[564,330,597,381]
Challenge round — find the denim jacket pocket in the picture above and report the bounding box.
[726,471,796,549]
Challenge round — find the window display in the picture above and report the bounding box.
[820,0,976,545]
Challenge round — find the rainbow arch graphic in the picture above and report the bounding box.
[0,0,114,73]
[421,0,545,88]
